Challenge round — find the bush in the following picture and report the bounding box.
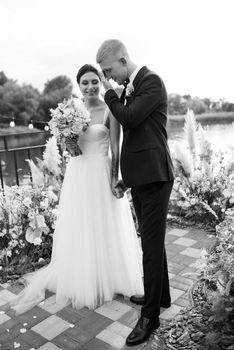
[170,110,234,227]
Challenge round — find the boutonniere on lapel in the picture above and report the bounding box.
[125,83,134,97]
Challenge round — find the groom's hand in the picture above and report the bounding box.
[111,182,124,199]
[99,71,114,92]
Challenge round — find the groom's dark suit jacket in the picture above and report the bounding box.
[104,66,174,187]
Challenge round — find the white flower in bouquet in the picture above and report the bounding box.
[49,97,91,156]
[23,197,32,208]
[49,98,90,141]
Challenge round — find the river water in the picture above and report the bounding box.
[168,121,234,152]
[0,121,233,187]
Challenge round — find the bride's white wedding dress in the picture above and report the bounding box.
[11,108,143,314]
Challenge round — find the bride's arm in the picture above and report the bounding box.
[109,112,124,198]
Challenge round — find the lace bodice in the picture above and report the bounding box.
[78,107,110,156]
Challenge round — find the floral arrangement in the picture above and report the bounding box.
[0,138,64,282]
[155,209,234,349]
[0,185,58,281]
[49,97,91,156]
[170,109,234,226]
[26,136,63,189]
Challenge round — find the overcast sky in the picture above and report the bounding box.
[0,0,233,101]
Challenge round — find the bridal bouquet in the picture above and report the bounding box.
[49,98,90,156]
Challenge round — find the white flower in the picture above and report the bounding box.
[52,208,58,217]
[190,198,197,205]
[34,237,42,245]
[23,197,32,207]
[7,250,12,257]
[126,83,134,97]
[40,198,49,209]
[20,328,27,333]
[223,189,231,198]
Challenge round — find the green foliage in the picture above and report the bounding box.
[0,71,73,127]
[0,71,8,86]
[170,110,234,226]
[0,80,40,124]
[168,93,234,115]
[39,75,73,122]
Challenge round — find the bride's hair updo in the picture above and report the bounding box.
[76,64,100,84]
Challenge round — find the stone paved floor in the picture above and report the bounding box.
[0,226,213,350]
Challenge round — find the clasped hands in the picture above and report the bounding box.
[111,180,128,199]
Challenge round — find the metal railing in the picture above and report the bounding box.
[0,132,48,189]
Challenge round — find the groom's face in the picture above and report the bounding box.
[100,56,127,85]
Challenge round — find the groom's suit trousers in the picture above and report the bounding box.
[131,180,173,319]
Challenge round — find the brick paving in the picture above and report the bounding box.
[0,226,213,349]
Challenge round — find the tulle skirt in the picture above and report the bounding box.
[11,154,143,314]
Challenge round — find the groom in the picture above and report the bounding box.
[96,39,174,346]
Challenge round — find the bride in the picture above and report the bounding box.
[11,64,143,314]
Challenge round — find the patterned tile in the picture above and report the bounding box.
[0,323,23,344]
[107,321,132,338]
[166,243,186,254]
[81,338,118,350]
[64,324,93,344]
[0,290,16,306]
[96,328,126,349]
[170,254,196,266]
[39,295,68,314]
[0,317,19,335]
[169,273,176,280]
[0,283,11,289]
[180,247,202,259]
[174,297,190,308]
[18,329,47,348]
[1,338,31,350]
[32,315,70,340]
[7,283,25,295]
[0,313,10,325]
[160,304,182,320]
[38,342,62,350]
[168,228,189,237]
[0,227,212,350]
[171,275,195,287]
[170,287,185,303]
[53,332,83,350]
[118,308,140,328]
[56,306,82,324]
[95,301,131,321]
[17,306,52,328]
[77,312,113,337]
[174,237,196,247]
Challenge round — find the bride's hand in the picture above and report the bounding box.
[111,181,124,199]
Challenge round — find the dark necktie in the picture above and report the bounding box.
[120,78,130,102]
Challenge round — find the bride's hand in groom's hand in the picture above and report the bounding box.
[99,71,113,92]
[111,182,124,199]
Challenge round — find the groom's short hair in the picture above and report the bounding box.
[96,39,129,63]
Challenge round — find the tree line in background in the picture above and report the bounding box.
[0,70,234,129]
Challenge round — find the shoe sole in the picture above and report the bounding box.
[126,335,150,347]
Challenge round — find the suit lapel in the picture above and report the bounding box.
[132,66,149,90]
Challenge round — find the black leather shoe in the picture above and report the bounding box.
[130,295,145,305]
[161,300,171,308]
[126,316,159,346]
[130,295,171,308]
